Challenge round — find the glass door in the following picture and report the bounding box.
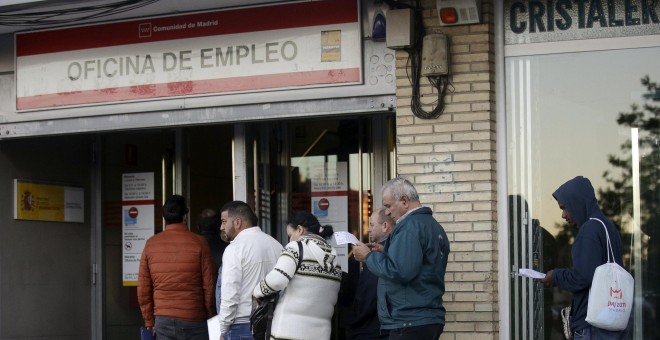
[101,130,175,340]
[506,46,660,339]
[247,114,395,242]
[247,114,395,339]
[285,115,388,340]
[101,124,237,340]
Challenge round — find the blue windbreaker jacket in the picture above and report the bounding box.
[365,207,450,330]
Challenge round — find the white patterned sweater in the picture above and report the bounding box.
[253,234,343,340]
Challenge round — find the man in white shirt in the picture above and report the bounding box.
[218,201,283,339]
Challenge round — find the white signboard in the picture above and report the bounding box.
[122,172,155,286]
[15,0,361,110]
[311,161,349,271]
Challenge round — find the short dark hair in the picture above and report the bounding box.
[197,208,220,232]
[220,201,258,227]
[288,211,334,239]
[162,195,188,225]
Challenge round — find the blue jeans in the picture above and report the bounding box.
[573,326,628,340]
[154,316,209,340]
[223,322,253,340]
[387,323,444,340]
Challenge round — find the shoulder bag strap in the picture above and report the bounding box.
[296,240,304,273]
[589,217,615,264]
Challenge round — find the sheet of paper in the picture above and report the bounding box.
[517,268,546,279]
[207,315,221,340]
[333,231,359,245]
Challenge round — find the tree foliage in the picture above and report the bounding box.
[598,76,659,239]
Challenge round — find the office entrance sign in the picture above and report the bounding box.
[122,172,155,286]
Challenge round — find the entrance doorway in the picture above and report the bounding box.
[100,113,394,340]
[245,114,395,340]
[245,115,395,243]
[101,125,235,339]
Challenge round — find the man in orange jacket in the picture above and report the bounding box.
[138,194,217,340]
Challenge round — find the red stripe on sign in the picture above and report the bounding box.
[122,200,155,206]
[311,191,350,197]
[16,0,357,56]
[16,68,361,110]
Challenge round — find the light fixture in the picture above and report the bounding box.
[436,0,481,26]
[372,10,386,41]
[439,7,458,25]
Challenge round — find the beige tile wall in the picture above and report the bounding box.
[393,1,498,339]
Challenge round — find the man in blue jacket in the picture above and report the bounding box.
[354,177,450,340]
[542,176,628,339]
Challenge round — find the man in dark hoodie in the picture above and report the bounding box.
[542,176,628,339]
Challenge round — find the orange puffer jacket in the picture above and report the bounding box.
[138,223,216,326]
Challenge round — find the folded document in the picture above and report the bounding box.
[333,231,359,245]
[517,268,546,279]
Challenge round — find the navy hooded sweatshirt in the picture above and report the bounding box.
[551,176,624,333]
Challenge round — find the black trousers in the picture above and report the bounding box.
[387,323,444,340]
[154,316,209,340]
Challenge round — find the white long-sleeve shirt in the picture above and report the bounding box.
[218,227,283,335]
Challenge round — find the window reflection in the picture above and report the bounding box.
[289,118,373,247]
[506,47,660,339]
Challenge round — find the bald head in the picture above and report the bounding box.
[369,208,395,243]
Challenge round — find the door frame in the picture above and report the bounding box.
[92,136,102,340]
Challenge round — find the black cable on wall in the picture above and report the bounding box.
[402,1,454,120]
[0,0,160,27]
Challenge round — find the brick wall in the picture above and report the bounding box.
[393,1,498,339]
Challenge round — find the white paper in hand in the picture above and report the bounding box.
[207,315,221,339]
[517,268,546,279]
[333,231,360,245]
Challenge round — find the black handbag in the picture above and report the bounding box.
[250,240,303,340]
[249,293,279,340]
